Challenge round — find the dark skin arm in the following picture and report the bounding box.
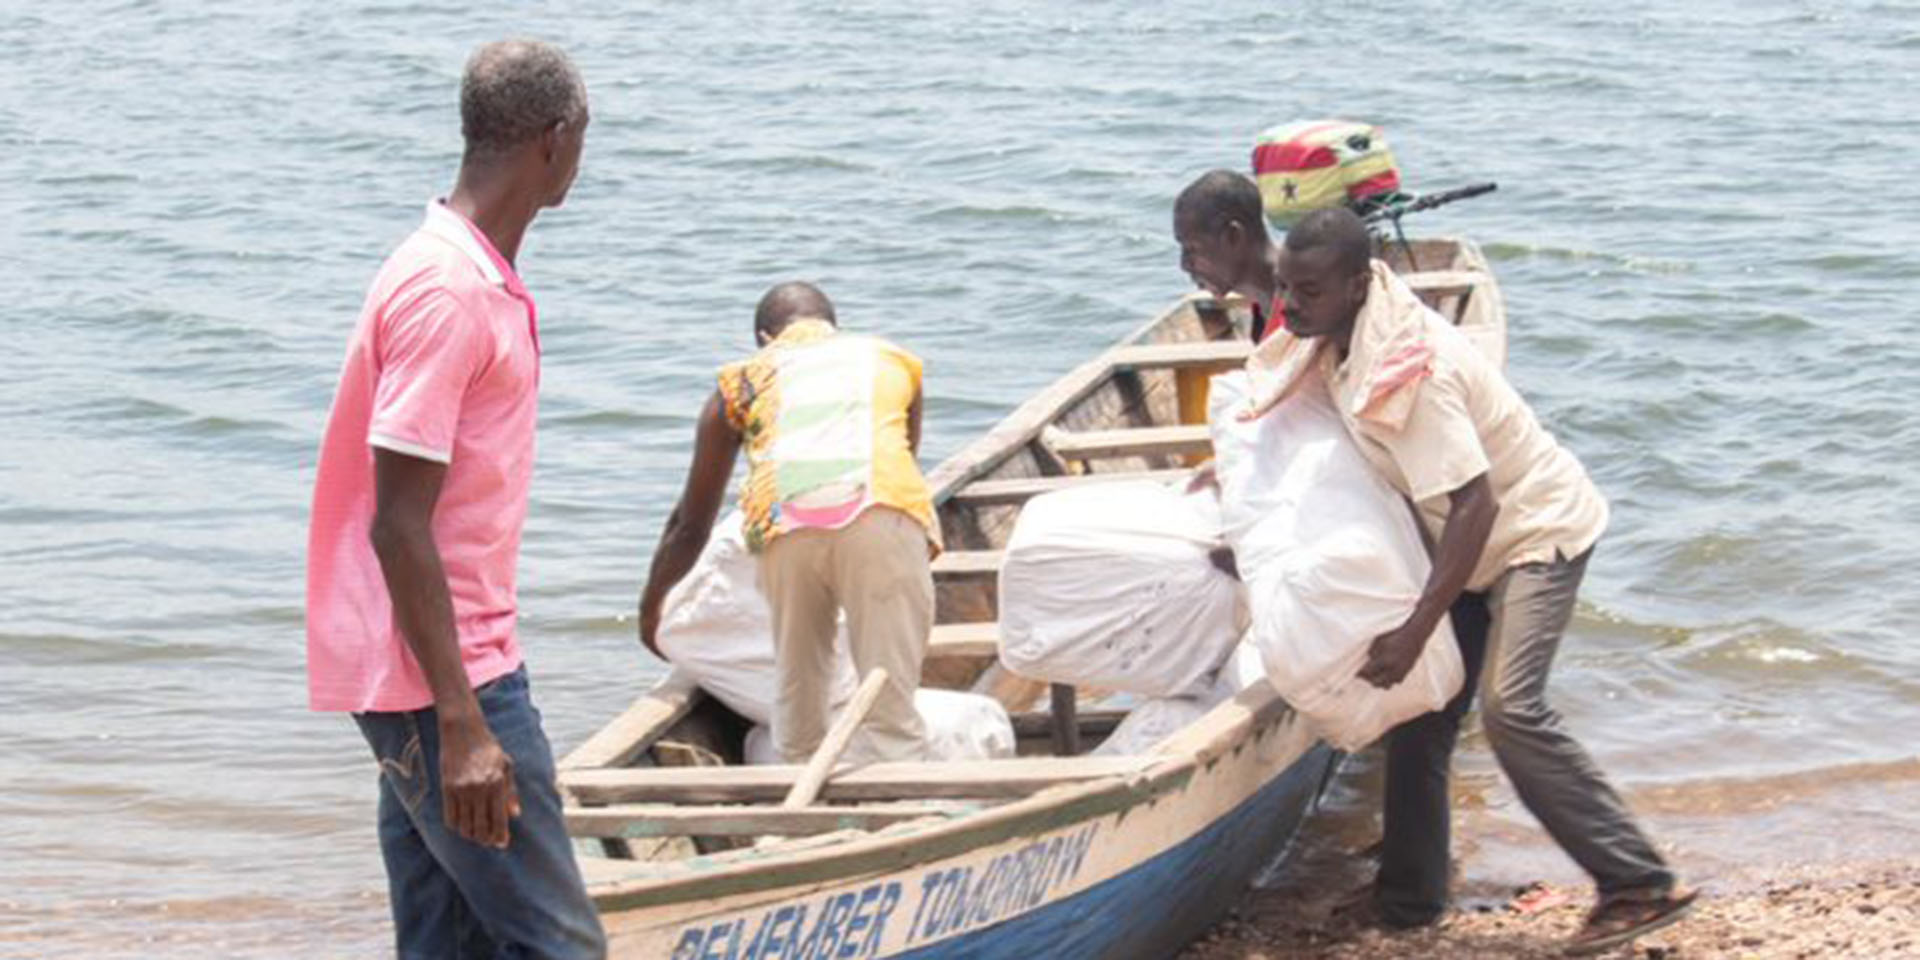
[1358,472,1498,688]
[368,448,519,849]
[1184,463,1239,579]
[908,388,923,458]
[638,390,742,657]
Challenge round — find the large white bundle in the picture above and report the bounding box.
[1209,372,1463,750]
[996,481,1246,699]
[1218,639,1270,697]
[1092,642,1266,756]
[655,512,858,725]
[743,689,1018,765]
[1090,696,1216,757]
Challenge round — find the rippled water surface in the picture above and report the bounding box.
[4,1,1918,954]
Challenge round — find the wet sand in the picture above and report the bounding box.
[1181,751,1920,959]
[1182,862,1920,959]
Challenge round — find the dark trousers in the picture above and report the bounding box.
[1374,550,1674,926]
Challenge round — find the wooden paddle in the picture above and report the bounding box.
[782,668,890,809]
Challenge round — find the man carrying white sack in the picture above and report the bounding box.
[1172,170,1692,955]
[638,282,936,764]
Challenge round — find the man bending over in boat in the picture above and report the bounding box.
[639,282,937,763]
[1171,170,1695,956]
[305,41,604,957]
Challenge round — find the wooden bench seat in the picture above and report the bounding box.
[1400,269,1484,299]
[567,801,977,838]
[1044,424,1213,461]
[561,756,1153,804]
[1009,708,1127,740]
[926,621,1000,658]
[1107,340,1250,372]
[930,550,1003,578]
[947,468,1195,506]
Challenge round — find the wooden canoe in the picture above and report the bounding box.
[562,237,1506,959]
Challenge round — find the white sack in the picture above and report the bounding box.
[1091,696,1218,757]
[655,511,858,725]
[1093,641,1267,755]
[996,481,1246,698]
[1219,639,1271,698]
[1208,372,1463,750]
[743,689,1018,765]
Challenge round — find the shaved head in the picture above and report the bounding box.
[754,281,837,341]
[1283,207,1372,279]
[1273,207,1374,346]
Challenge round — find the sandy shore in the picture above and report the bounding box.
[1181,862,1920,959]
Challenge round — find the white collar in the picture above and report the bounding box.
[420,200,506,287]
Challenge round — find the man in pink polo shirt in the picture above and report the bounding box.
[306,40,604,958]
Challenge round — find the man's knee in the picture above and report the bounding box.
[1479,686,1559,748]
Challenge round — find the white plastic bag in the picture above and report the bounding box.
[743,689,1017,764]
[1208,372,1463,750]
[996,481,1247,698]
[655,511,858,725]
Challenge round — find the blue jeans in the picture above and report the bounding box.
[354,667,607,959]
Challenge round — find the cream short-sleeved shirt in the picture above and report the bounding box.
[1326,313,1608,591]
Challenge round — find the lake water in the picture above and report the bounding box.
[4,1,1918,955]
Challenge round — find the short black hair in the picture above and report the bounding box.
[1174,169,1267,240]
[461,40,587,163]
[754,282,837,339]
[1282,207,1372,277]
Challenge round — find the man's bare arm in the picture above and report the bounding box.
[1358,472,1498,689]
[908,387,923,458]
[369,448,519,848]
[637,390,741,657]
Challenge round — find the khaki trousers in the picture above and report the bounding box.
[1376,548,1673,926]
[758,507,932,764]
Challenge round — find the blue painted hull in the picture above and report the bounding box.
[898,743,1340,960]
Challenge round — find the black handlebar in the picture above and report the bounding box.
[1357,182,1498,272]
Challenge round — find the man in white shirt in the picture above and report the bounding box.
[1172,171,1693,955]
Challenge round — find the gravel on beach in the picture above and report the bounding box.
[1181,863,1920,959]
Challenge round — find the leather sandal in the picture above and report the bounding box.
[1563,885,1699,956]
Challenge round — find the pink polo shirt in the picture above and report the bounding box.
[306,201,540,713]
